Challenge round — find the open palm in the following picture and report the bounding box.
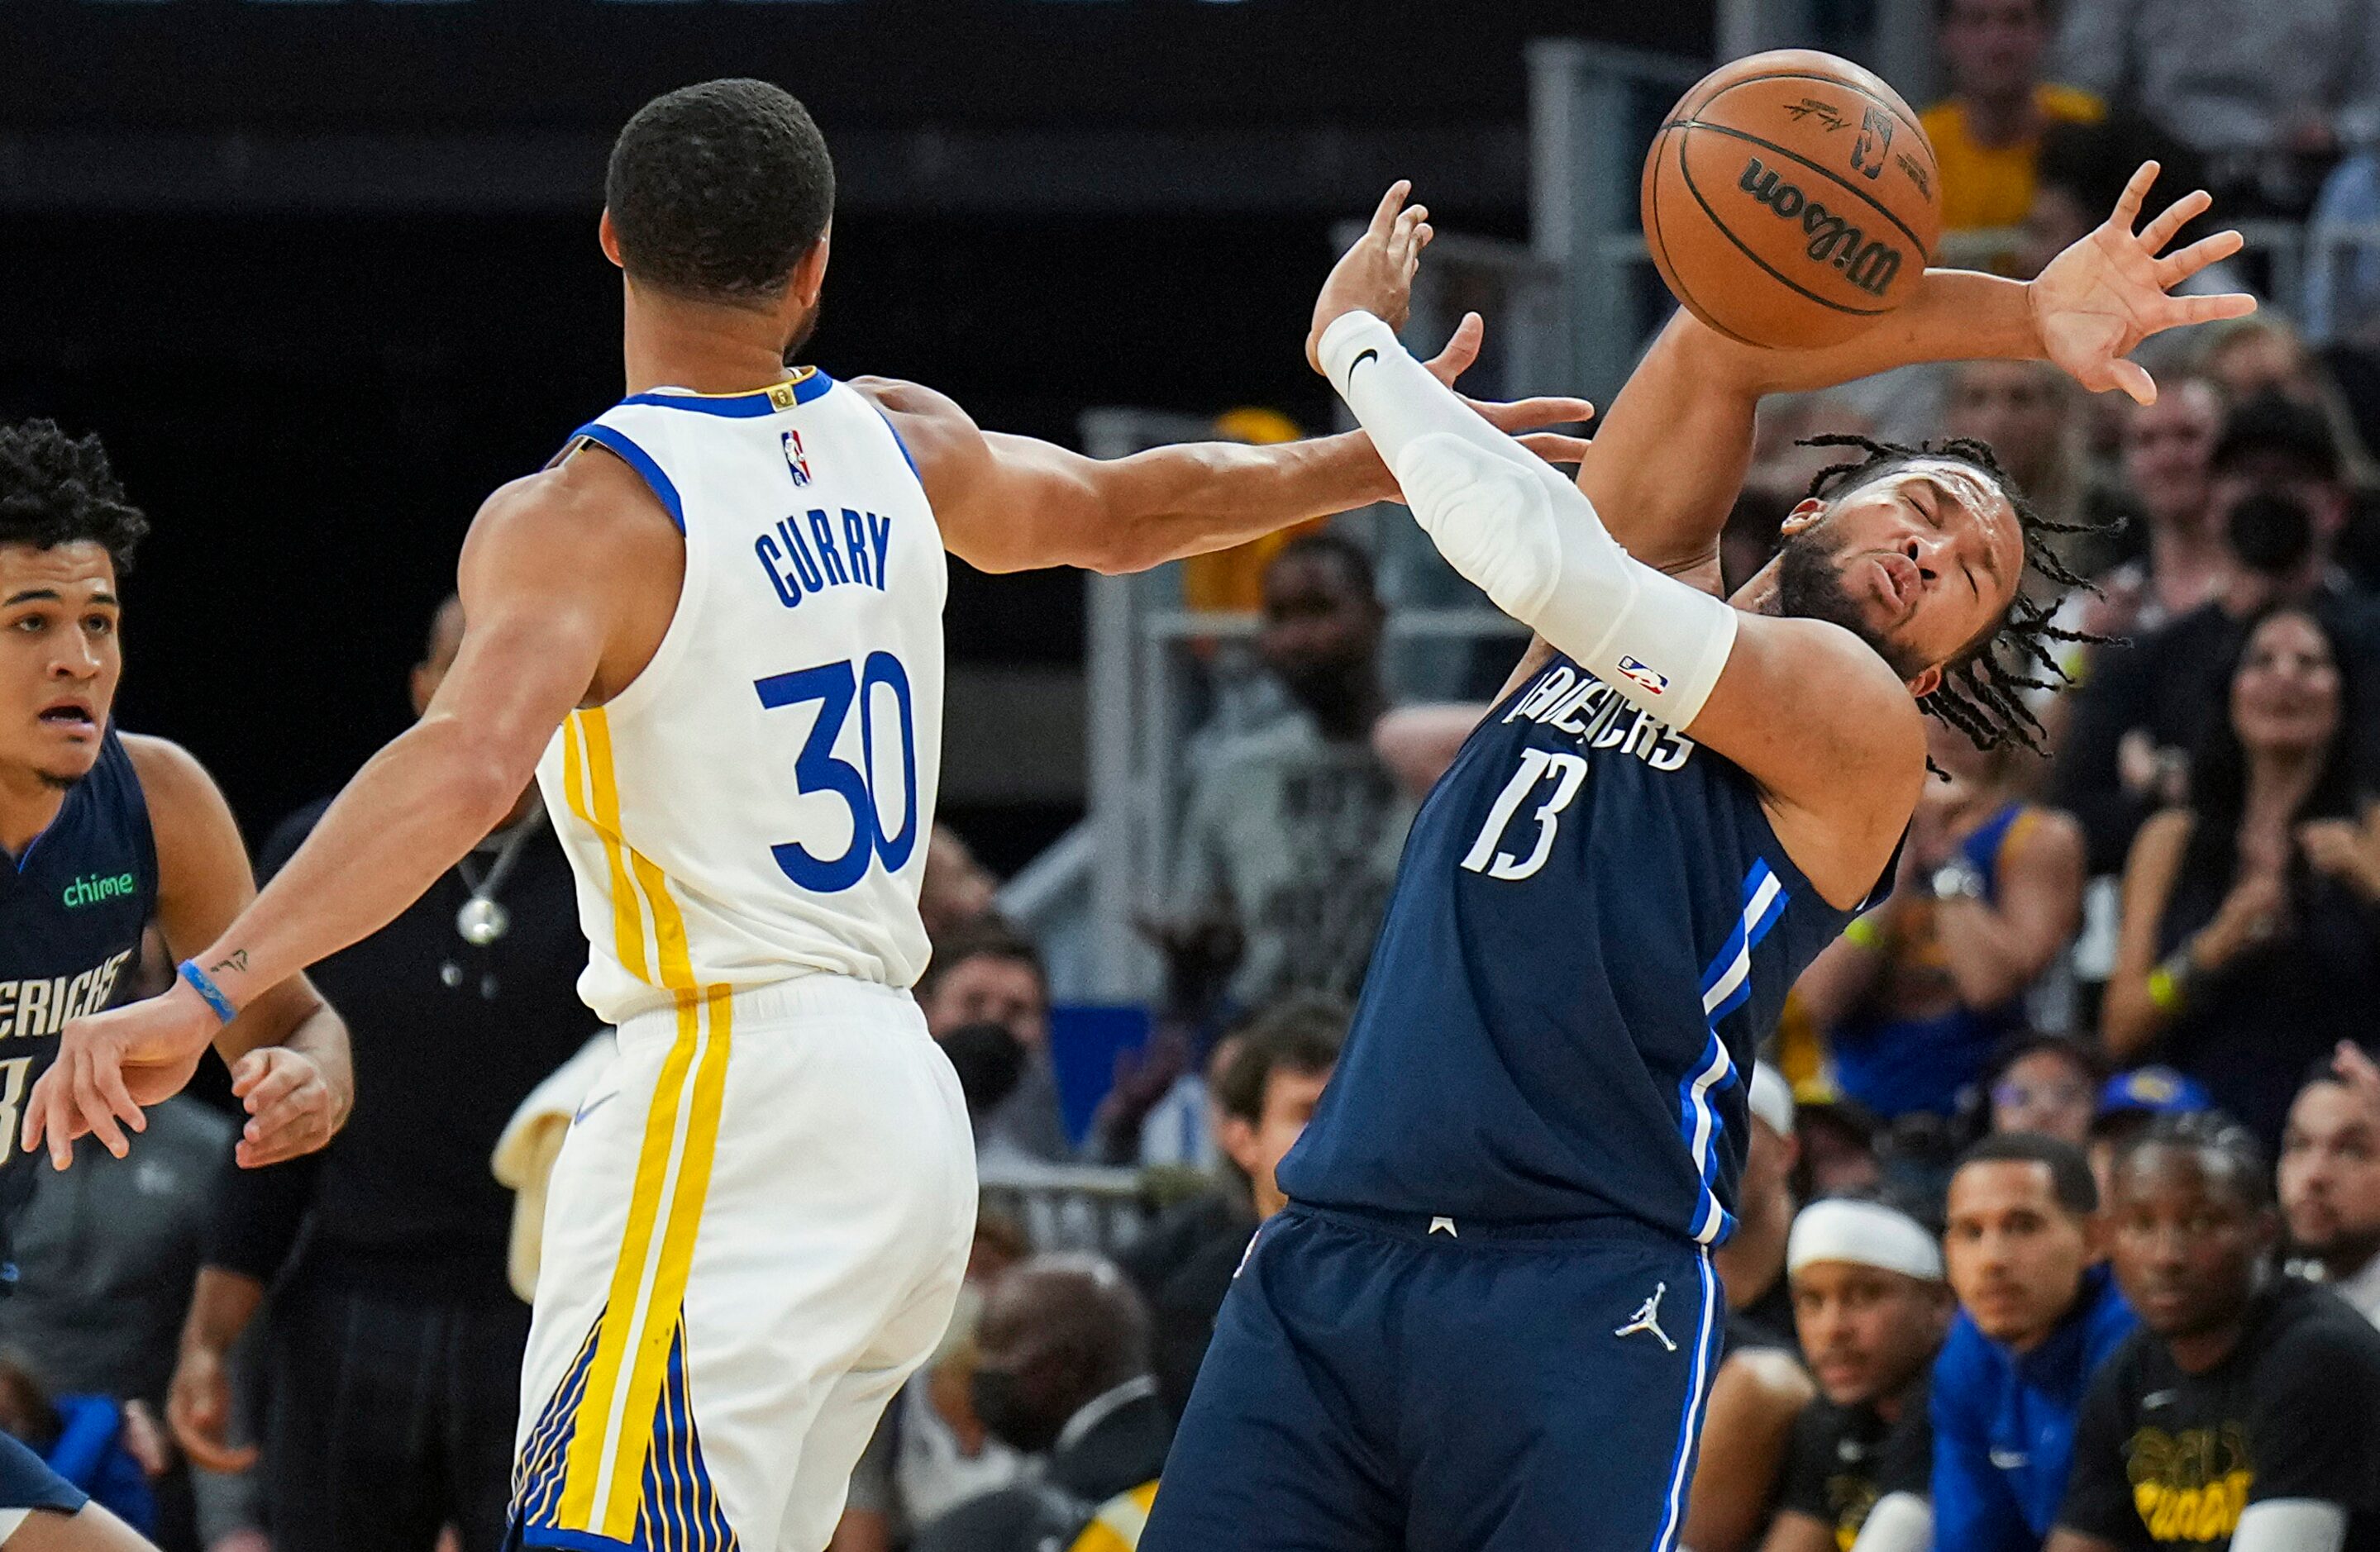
[2030,160,2257,404]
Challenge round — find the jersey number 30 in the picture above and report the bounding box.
[1461,749,1588,882]
[755,653,919,893]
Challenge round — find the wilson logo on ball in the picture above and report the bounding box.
[1737,157,1903,298]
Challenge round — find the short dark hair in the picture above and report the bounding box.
[1266,529,1378,602]
[918,916,1044,998]
[1800,434,2108,757]
[1215,993,1347,1125]
[606,79,836,305]
[2212,390,2341,482]
[1953,1131,2100,1216]
[1987,1031,2109,1092]
[2115,1111,2273,1210]
[0,420,147,574]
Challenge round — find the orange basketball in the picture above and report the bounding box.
[1642,50,1941,350]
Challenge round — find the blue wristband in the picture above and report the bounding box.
[177,959,238,1026]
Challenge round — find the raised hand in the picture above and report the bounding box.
[1308,181,1435,373]
[2029,161,2257,405]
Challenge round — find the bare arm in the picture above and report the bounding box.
[857,321,1591,578]
[122,735,351,1168]
[25,450,665,1165]
[166,1266,265,1474]
[1683,1350,1815,1552]
[1787,918,1893,1034]
[2101,808,2192,1059]
[1371,702,1490,800]
[1583,167,2251,579]
[1932,809,2087,1009]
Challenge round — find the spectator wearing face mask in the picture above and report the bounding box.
[912,1258,1168,1552]
[1758,1200,1953,1552]
[920,920,1071,1164]
[1933,1134,2135,1552]
[2104,605,2380,1146]
[2055,393,2379,878]
[2282,1046,2380,1326]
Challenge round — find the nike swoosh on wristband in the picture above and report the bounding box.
[1350,347,1380,376]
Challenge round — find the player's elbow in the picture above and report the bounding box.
[422,721,537,836]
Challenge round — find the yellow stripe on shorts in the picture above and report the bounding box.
[553,711,737,1542]
[561,709,654,984]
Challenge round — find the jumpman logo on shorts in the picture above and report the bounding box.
[1614,1283,1677,1352]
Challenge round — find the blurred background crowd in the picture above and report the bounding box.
[18,0,2380,1550]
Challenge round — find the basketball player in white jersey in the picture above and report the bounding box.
[26,81,1590,1552]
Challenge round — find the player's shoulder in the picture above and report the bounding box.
[845,376,986,486]
[118,731,229,812]
[461,450,683,578]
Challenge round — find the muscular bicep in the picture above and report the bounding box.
[1573,314,1759,580]
[1995,812,2087,974]
[445,460,660,765]
[1687,613,1927,908]
[851,378,1111,574]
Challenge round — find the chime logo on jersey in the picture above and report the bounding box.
[783,429,813,488]
[1616,656,1670,696]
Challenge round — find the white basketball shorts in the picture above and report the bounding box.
[507,974,975,1552]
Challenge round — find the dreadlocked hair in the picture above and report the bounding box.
[1797,432,2113,757]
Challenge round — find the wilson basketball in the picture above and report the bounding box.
[1643,50,1941,350]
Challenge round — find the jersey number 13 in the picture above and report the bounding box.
[1461,749,1589,882]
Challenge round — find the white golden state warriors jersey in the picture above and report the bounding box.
[535,369,946,1025]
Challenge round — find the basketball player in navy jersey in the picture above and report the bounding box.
[1141,169,2253,1552]
[0,420,351,1550]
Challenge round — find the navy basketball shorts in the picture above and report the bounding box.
[0,1430,89,1539]
[1140,1204,1723,1552]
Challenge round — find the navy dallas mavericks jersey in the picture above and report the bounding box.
[1279,650,1873,1245]
[0,728,156,1286]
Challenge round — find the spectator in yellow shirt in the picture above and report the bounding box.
[1922,0,2106,243]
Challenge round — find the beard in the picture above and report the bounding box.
[782,301,822,365]
[1773,528,1928,680]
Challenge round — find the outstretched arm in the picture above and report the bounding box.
[1582,162,2254,581]
[1308,193,1926,904]
[863,191,1594,578]
[23,449,667,1166]
[124,736,352,1169]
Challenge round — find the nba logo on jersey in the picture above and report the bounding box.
[1616,656,1670,696]
[783,429,813,487]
